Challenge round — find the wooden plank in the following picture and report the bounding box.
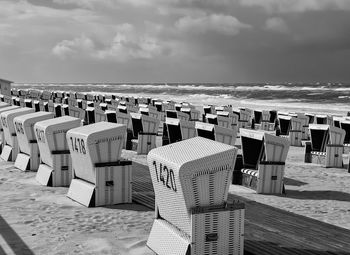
[131,161,350,255]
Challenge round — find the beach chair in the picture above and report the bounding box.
[238,109,252,129]
[341,120,350,154]
[203,105,215,115]
[289,117,303,146]
[0,107,35,162]
[307,124,345,168]
[164,117,196,144]
[68,106,85,121]
[115,111,132,149]
[296,113,309,140]
[39,101,49,112]
[278,115,291,136]
[130,113,160,154]
[147,137,244,255]
[316,115,333,125]
[33,100,40,112]
[41,90,52,101]
[105,110,117,123]
[166,110,190,121]
[13,112,54,171]
[35,116,82,187]
[196,122,237,146]
[240,129,290,194]
[67,122,132,207]
[255,110,272,131]
[0,105,18,153]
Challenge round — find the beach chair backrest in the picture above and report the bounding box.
[290,117,302,131]
[107,104,118,111]
[1,107,35,147]
[340,121,350,144]
[298,116,308,127]
[254,110,262,124]
[115,111,131,129]
[309,124,329,152]
[147,136,237,236]
[190,109,200,121]
[214,125,237,146]
[13,112,54,155]
[203,105,214,114]
[94,107,106,123]
[68,106,85,120]
[131,113,143,137]
[316,115,327,124]
[263,132,290,162]
[327,115,334,126]
[35,116,81,167]
[177,110,190,121]
[195,122,215,141]
[166,110,178,119]
[206,113,218,125]
[239,109,251,121]
[278,115,292,135]
[262,110,270,122]
[148,108,160,120]
[328,125,345,145]
[165,117,182,143]
[240,128,265,169]
[269,110,277,123]
[141,114,160,134]
[154,101,163,112]
[105,110,117,123]
[67,122,126,184]
[117,105,128,114]
[216,115,231,129]
[180,120,196,140]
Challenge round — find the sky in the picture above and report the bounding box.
[1,0,350,83]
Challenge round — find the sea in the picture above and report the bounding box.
[13,82,350,116]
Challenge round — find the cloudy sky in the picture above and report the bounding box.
[1,0,350,83]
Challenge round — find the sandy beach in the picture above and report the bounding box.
[0,137,350,254]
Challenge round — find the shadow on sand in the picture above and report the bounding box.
[284,177,308,186]
[0,215,34,255]
[283,190,350,201]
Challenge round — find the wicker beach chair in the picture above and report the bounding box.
[13,112,54,171]
[67,122,131,207]
[35,116,81,187]
[240,128,290,194]
[130,113,160,154]
[196,122,237,146]
[307,124,345,168]
[0,107,35,162]
[147,137,244,255]
[0,105,19,153]
[238,109,252,129]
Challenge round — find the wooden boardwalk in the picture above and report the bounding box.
[132,162,350,255]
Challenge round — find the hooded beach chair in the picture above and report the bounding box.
[0,105,19,153]
[238,109,252,129]
[67,122,132,207]
[0,107,35,162]
[35,116,82,187]
[130,113,160,154]
[13,112,54,171]
[196,122,237,146]
[255,110,272,131]
[306,124,345,168]
[296,113,309,140]
[316,115,333,125]
[165,117,197,144]
[240,128,290,194]
[115,111,132,149]
[147,137,244,255]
